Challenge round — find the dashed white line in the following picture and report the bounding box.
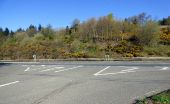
[40,67,64,72]
[94,66,111,76]
[0,81,20,88]
[159,67,169,71]
[55,66,83,73]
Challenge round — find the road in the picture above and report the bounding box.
[0,61,170,104]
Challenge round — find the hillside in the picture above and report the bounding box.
[0,13,170,60]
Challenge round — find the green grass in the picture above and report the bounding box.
[134,89,170,104]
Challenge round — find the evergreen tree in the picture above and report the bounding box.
[16,28,25,32]
[4,28,9,36]
[26,24,37,37]
[38,24,42,32]
[65,26,70,35]
[71,19,80,32]
[0,28,3,36]
[10,30,15,36]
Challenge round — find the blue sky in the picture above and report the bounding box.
[0,0,170,30]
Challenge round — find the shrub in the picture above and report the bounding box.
[64,52,88,58]
[112,41,143,57]
[167,52,170,57]
[123,53,133,57]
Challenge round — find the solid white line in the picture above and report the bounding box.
[40,67,64,72]
[94,66,110,76]
[0,62,40,64]
[160,67,169,71]
[55,66,83,73]
[0,81,19,88]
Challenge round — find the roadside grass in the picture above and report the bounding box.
[143,45,170,57]
[133,89,170,104]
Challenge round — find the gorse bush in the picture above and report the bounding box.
[111,41,143,57]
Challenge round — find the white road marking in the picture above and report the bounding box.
[25,67,30,71]
[94,66,111,76]
[55,66,83,73]
[121,67,138,72]
[159,67,169,71]
[0,81,19,88]
[40,67,64,72]
[96,71,136,76]
[24,65,56,72]
[1,62,39,64]
[94,66,138,76]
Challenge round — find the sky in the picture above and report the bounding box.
[0,0,170,31]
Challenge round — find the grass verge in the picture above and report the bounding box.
[133,89,170,104]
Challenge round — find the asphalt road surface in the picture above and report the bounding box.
[0,61,170,104]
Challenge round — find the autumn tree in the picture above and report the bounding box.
[137,21,160,46]
[80,18,97,42]
[127,13,151,25]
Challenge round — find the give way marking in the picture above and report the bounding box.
[24,65,59,72]
[40,67,64,72]
[94,66,138,76]
[55,66,83,73]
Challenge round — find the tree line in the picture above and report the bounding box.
[0,13,170,59]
